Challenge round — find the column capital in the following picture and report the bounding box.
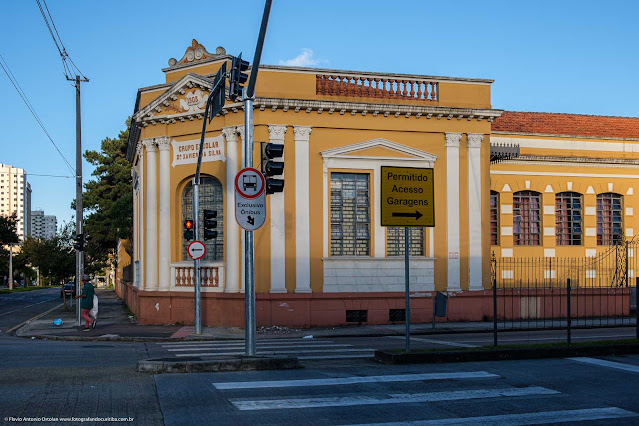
[222,126,239,143]
[268,124,288,143]
[445,132,462,148]
[467,133,484,149]
[156,137,171,151]
[141,138,157,152]
[293,125,312,142]
[135,143,143,158]
[236,125,245,141]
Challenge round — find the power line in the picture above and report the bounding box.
[0,53,76,174]
[28,174,72,178]
[35,0,87,81]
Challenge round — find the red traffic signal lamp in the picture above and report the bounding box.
[183,219,194,240]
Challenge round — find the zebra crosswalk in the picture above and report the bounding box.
[158,337,376,360]
[207,369,639,423]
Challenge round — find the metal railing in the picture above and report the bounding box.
[491,239,639,343]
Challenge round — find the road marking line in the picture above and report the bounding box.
[6,302,64,333]
[161,338,329,345]
[175,349,375,357]
[162,341,345,348]
[0,297,59,317]
[463,334,636,344]
[349,407,638,425]
[167,344,353,351]
[213,371,499,390]
[387,336,478,348]
[230,386,559,411]
[297,354,375,360]
[567,357,639,373]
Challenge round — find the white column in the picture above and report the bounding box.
[445,133,462,292]
[223,126,241,293]
[131,164,138,288]
[236,126,246,292]
[157,137,171,291]
[137,144,145,290]
[293,126,312,293]
[268,125,288,293]
[467,133,484,291]
[143,139,158,291]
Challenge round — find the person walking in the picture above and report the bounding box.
[75,274,96,331]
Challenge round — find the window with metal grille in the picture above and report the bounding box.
[386,227,424,256]
[182,176,223,261]
[330,173,370,256]
[513,190,541,245]
[490,191,499,245]
[345,310,368,323]
[597,193,623,245]
[555,192,582,246]
[389,309,405,322]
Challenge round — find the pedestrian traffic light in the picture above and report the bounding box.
[228,53,249,102]
[261,142,285,194]
[203,210,218,240]
[183,219,194,240]
[73,233,84,251]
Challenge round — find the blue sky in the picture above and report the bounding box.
[1,0,638,227]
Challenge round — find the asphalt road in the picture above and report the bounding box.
[0,288,62,332]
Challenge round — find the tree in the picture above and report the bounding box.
[80,118,133,273]
[20,223,75,284]
[0,213,20,285]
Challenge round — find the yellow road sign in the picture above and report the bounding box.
[381,166,434,227]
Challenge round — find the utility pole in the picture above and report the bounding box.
[8,244,13,290]
[242,0,272,356]
[70,74,88,326]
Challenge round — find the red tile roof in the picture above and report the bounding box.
[493,111,639,139]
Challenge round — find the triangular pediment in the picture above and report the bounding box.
[134,73,215,122]
[321,138,437,164]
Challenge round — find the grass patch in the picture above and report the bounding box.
[0,285,57,294]
[388,338,639,354]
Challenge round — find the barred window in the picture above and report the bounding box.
[182,176,224,261]
[330,173,370,256]
[597,193,623,245]
[387,227,424,256]
[555,192,582,246]
[490,191,499,245]
[513,190,541,245]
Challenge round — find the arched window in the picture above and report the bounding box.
[597,193,623,245]
[556,192,582,245]
[513,190,541,246]
[182,176,223,261]
[490,191,499,246]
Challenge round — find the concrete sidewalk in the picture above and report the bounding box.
[13,288,637,341]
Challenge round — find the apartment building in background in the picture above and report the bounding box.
[0,163,31,240]
[30,210,57,239]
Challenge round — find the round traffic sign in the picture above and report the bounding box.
[187,241,206,260]
[235,168,265,199]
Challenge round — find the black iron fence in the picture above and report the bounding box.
[491,239,639,343]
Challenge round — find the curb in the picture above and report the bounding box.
[7,303,64,334]
[137,356,301,374]
[21,334,188,342]
[375,342,639,364]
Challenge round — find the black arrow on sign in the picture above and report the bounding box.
[247,216,255,226]
[392,211,423,220]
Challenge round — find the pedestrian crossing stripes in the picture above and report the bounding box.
[159,338,375,360]
[567,357,639,374]
[349,407,638,425]
[213,371,500,390]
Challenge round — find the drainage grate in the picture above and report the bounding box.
[346,309,368,323]
[389,309,405,322]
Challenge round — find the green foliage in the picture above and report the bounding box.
[0,213,20,281]
[80,118,133,272]
[19,223,75,284]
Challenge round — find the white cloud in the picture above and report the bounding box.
[279,48,320,67]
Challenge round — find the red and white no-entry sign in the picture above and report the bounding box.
[187,240,206,260]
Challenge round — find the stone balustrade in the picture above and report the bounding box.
[171,262,222,288]
[316,74,437,101]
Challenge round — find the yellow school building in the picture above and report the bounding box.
[116,40,639,326]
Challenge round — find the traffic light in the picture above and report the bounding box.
[208,62,226,121]
[203,210,218,240]
[261,142,285,194]
[183,219,194,241]
[228,53,249,101]
[73,233,84,251]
